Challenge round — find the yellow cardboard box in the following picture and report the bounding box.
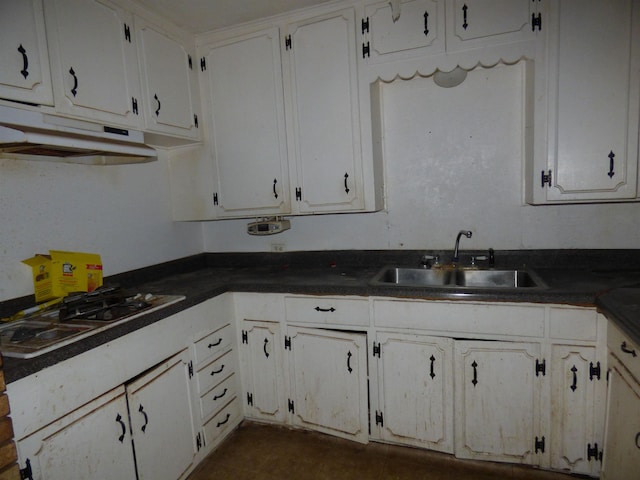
[22,251,103,302]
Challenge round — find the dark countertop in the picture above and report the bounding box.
[3,250,640,384]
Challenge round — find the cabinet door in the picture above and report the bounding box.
[17,386,136,480]
[454,340,543,465]
[602,361,640,479]
[136,17,199,140]
[127,350,197,480]
[550,345,605,475]
[288,327,368,443]
[284,8,364,213]
[375,332,453,453]
[201,28,290,217]
[531,0,640,203]
[446,0,537,51]
[239,320,287,423]
[0,0,53,105]
[44,0,142,127]
[363,0,445,63]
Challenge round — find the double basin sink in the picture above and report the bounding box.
[370,266,546,290]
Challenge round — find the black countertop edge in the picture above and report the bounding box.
[3,249,640,384]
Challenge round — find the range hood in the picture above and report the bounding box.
[0,105,157,165]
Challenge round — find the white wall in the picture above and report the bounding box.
[0,151,203,302]
[202,62,640,252]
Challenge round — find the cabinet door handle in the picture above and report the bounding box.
[635,432,640,449]
[608,151,615,178]
[273,179,278,199]
[208,338,223,348]
[344,172,350,194]
[462,3,469,30]
[154,94,161,116]
[138,404,149,433]
[621,341,637,357]
[69,67,78,97]
[471,360,478,386]
[570,365,577,391]
[347,350,353,373]
[264,338,270,358]
[18,44,29,79]
[217,413,230,427]
[424,11,429,36]
[210,364,225,376]
[429,355,436,379]
[115,413,126,442]
[213,388,228,401]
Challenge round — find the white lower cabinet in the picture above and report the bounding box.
[287,326,369,443]
[373,332,453,452]
[17,386,137,480]
[454,340,544,465]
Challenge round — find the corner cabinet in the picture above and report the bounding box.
[0,0,53,105]
[527,0,640,203]
[43,0,143,128]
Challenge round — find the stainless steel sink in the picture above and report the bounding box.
[370,266,545,289]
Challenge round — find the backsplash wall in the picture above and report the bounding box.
[0,151,203,302]
[202,63,640,253]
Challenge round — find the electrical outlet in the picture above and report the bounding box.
[271,243,286,252]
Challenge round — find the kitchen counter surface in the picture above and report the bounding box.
[3,250,640,383]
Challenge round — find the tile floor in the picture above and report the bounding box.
[187,422,585,480]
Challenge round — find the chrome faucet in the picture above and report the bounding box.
[452,230,472,264]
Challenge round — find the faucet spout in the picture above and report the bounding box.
[452,230,472,264]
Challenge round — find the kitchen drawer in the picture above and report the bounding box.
[199,373,237,421]
[202,397,241,446]
[196,349,235,396]
[234,293,283,321]
[373,299,545,338]
[549,306,599,341]
[608,322,640,382]
[194,324,233,368]
[285,296,370,327]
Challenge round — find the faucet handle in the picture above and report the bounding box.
[420,255,439,268]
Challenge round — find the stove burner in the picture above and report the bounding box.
[58,287,151,322]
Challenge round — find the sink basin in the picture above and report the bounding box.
[370,267,545,289]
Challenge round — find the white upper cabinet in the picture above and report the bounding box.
[446,0,539,52]
[284,8,365,213]
[362,0,445,63]
[135,16,200,142]
[43,0,143,128]
[199,27,290,217]
[528,0,640,203]
[0,0,53,105]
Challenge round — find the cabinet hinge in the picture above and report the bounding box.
[124,24,131,42]
[288,399,295,413]
[375,410,384,427]
[213,192,219,205]
[188,54,193,70]
[132,97,138,115]
[531,12,542,31]
[200,57,207,71]
[20,459,32,480]
[196,432,202,451]
[284,336,292,350]
[587,443,602,462]
[295,188,302,201]
[361,17,370,34]
[535,359,546,376]
[194,114,199,128]
[247,392,253,406]
[589,361,601,381]
[534,436,545,453]
[242,330,248,344]
[362,42,370,59]
[541,169,552,188]
[285,35,292,50]
[188,360,194,378]
[372,342,381,358]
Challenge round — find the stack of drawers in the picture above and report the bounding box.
[192,323,241,449]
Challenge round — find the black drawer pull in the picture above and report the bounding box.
[208,338,223,349]
[621,341,637,357]
[217,413,230,427]
[210,364,225,376]
[213,388,228,401]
